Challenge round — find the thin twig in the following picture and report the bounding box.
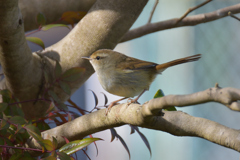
[121,3,240,42]
[228,11,240,21]
[175,0,212,25]
[147,0,159,24]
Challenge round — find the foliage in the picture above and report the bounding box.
[0,63,100,159]
[26,11,86,49]
[0,9,176,160]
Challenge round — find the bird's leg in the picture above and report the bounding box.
[128,89,147,105]
[105,97,128,115]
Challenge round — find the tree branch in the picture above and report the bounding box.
[0,0,50,119]
[26,87,240,153]
[175,0,212,25]
[121,3,240,42]
[147,0,159,24]
[228,11,240,21]
[0,0,148,119]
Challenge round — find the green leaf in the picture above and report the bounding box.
[0,89,12,103]
[52,137,58,149]
[154,89,177,111]
[42,24,70,31]
[56,102,68,112]
[15,105,25,117]
[25,124,43,142]
[36,121,50,131]
[41,155,56,160]
[48,90,61,103]
[9,116,26,125]
[54,61,62,79]
[153,89,165,98]
[26,37,45,49]
[58,152,71,160]
[59,81,71,95]
[42,139,55,151]
[59,138,102,155]
[9,152,22,160]
[36,12,46,26]
[0,119,10,130]
[60,67,85,82]
[0,103,8,112]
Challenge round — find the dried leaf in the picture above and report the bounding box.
[55,112,68,123]
[89,90,98,108]
[110,128,117,142]
[101,92,108,106]
[110,128,130,159]
[62,136,70,144]
[116,135,130,159]
[131,125,152,156]
[129,125,135,134]
[89,134,99,156]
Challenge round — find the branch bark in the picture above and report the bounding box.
[0,0,148,119]
[26,87,240,153]
[121,3,240,42]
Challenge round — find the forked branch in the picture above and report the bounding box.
[121,3,240,42]
[25,87,240,153]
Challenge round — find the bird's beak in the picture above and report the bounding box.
[82,56,92,60]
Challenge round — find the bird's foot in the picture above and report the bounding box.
[105,97,128,116]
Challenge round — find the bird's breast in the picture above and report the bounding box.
[96,69,157,97]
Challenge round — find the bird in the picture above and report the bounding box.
[82,49,201,114]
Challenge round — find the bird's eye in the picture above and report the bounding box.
[96,56,100,60]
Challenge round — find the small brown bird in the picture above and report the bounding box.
[82,49,201,114]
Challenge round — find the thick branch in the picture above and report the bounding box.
[0,1,51,119]
[121,3,240,42]
[43,0,148,105]
[0,0,148,119]
[26,87,240,153]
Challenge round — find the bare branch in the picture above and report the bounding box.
[143,87,240,117]
[175,0,212,25]
[25,87,240,153]
[228,11,240,21]
[147,0,159,24]
[121,3,240,42]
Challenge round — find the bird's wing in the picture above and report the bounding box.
[116,56,158,71]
